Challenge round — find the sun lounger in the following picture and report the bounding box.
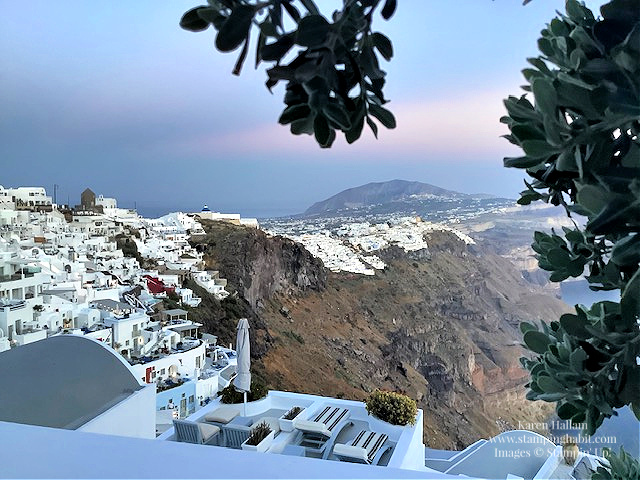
[204,405,240,424]
[333,430,390,465]
[173,419,220,445]
[295,406,352,459]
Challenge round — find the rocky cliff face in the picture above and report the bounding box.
[193,220,326,309]
[191,221,567,449]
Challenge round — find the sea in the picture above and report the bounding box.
[549,280,639,458]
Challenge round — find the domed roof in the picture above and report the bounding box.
[201,204,211,212]
[0,335,143,429]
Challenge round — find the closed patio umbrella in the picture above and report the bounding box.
[232,318,251,416]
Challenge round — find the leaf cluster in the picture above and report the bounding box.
[365,389,417,426]
[520,301,640,435]
[592,447,640,480]
[502,0,640,438]
[282,405,302,420]
[219,380,268,403]
[246,420,272,445]
[181,0,397,147]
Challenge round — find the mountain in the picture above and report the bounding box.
[186,220,568,449]
[304,180,466,215]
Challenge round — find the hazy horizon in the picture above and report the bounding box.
[1,1,606,218]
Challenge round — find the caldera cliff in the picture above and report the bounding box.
[188,220,567,449]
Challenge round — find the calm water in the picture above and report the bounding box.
[549,280,639,457]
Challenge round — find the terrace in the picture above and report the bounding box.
[159,391,426,471]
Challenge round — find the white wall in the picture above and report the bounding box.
[130,342,207,384]
[79,384,156,439]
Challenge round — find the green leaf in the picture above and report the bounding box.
[346,116,365,144]
[279,105,311,125]
[538,375,565,393]
[569,348,587,371]
[521,140,558,159]
[532,78,557,117]
[523,330,552,354]
[576,184,608,215]
[611,234,640,267]
[323,103,351,130]
[557,402,580,420]
[260,35,295,61]
[299,0,320,15]
[621,269,640,325]
[290,115,314,135]
[215,5,255,52]
[372,32,393,61]
[366,116,378,138]
[180,7,210,32]
[381,0,397,20]
[368,104,396,129]
[520,322,537,334]
[295,15,330,47]
[560,314,590,339]
[314,114,331,146]
[504,156,543,168]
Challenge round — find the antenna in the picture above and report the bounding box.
[53,184,58,205]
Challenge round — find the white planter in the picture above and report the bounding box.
[279,408,306,432]
[241,430,274,453]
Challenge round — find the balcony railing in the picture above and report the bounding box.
[0,272,35,283]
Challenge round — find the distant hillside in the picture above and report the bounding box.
[304,180,465,215]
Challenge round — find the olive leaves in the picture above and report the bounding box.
[503,0,640,437]
[181,0,398,148]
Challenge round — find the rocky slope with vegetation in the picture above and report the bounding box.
[187,220,568,449]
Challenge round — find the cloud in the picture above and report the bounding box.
[169,87,523,161]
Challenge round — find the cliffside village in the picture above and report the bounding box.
[0,185,259,432]
[0,185,606,479]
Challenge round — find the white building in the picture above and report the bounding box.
[95,194,117,211]
[0,185,52,209]
[0,335,156,439]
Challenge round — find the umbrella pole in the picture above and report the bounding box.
[243,391,247,416]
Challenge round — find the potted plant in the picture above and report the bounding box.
[279,406,305,432]
[365,390,417,426]
[241,421,274,453]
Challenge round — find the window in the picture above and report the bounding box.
[160,368,165,375]
[189,395,194,403]
[125,340,130,346]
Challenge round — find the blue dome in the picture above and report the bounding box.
[201,205,210,212]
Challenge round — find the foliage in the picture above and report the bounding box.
[502,0,640,437]
[592,447,640,480]
[246,421,272,445]
[219,380,268,403]
[181,0,397,148]
[282,406,302,420]
[167,290,181,303]
[365,389,417,426]
[282,329,305,344]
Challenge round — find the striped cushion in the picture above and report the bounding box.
[350,430,388,462]
[313,407,349,432]
[297,407,351,437]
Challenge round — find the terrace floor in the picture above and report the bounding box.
[159,391,418,470]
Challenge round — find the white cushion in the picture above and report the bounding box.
[333,444,368,463]
[197,423,220,442]
[250,416,280,433]
[295,420,330,437]
[204,406,240,424]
